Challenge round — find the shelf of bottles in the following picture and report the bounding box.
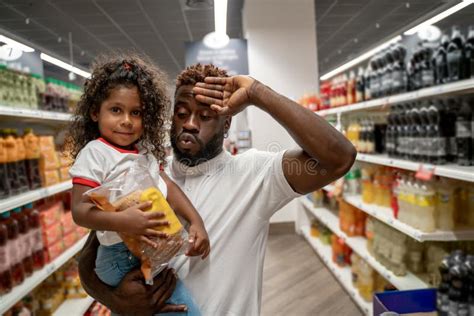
[0,104,72,122]
[319,25,474,115]
[300,226,372,315]
[0,235,89,314]
[0,181,72,214]
[300,197,428,290]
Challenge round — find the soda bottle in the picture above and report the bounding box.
[386,106,396,156]
[1,211,25,286]
[369,58,379,99]
[445,99,460,163]
[374,118,386,154]
[23,129,41,190]
[421,46,435,88]
[448,253,469,316]
[408,103,423,161]
[456,97,473,166]
[381,49,394,96]
[465,255,474,315]
[438,255,451,316]
[419,101,431,162]
[0,130,10,198]
[447,26,466,82]
[364,65,372,101]
[391,44,407,94]
[355,67,365,102]
[464,26,474,79]
[411,48,422,90]
[0,220,13,294]
[12,207,33,277]
[434,35,450,84]
[376,54,386,97]
[428,100,448,165]
[25,204,45,270]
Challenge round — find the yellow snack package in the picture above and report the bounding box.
[86,157,188,285]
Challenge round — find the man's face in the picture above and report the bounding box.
[170,85,229,166]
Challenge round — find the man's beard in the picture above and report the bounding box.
[170,128,224,167]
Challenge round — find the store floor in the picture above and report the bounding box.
[262,232,362,316]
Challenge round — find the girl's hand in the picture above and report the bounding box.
[118,201,170,247]
[186,222,210,259]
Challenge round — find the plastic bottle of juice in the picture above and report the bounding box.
[361,170,375,204]
[373,167,383,206]
[24,204,45,270]
[416,180,437,232]
[358,258,374,302]
[396,175,408,223]
[436,178,456,231]
[0,220,13,294]
[353,119,361,152]
[23,129,41,190]
[0,131,10,199]
[406,176,419,228]
[12,207,33,277]
[1,211,25,286]
[3,129,21,195]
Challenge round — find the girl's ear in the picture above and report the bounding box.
[90,109,99,122]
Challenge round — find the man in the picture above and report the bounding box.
[78,64,356,315]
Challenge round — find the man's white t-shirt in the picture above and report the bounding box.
[167,149,300,316]
[69,137,167,246]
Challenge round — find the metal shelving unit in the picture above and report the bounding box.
[300,197,429,290]
[301,226,372,315]
[0,235,89,314]
[0,181,73,214]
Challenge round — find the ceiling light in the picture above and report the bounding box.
[404,0,474,35]
[203,31,229,49]
[214,0,228,37]
[320,35,402,81]
[0,35,34,52]
[40,53,90,78]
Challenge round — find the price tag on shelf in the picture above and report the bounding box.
[416,164,436,181]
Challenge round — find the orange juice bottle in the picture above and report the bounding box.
[362,166,375,204]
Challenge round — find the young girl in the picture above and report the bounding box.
[68,55,208,315]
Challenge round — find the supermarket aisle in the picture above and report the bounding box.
[262,233,362,316]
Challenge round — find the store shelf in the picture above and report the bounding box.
[356,153,474,183]
[53,296,94,316]
[316,78,474,116]
[301,226,372,315]
[0,105,72,122]
[0,181,73,214]
[300,197,428,290]
[344,195,474,242]
[0,235,89,314]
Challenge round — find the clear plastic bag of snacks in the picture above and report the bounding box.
[84,157,188,284]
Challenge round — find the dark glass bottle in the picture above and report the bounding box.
[445,99,460,163]
[465,26,474,79]
[420,46,435,88]
[434,35,450,84]
[456,97,473,165]
[447,26,465,82]
[438,256,451,316]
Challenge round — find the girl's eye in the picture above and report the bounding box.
[131,110,142,117]
[111,107,121,113]
[200,115,211,120]
[176,112,188,119]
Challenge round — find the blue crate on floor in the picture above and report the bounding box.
[373,289,437,315]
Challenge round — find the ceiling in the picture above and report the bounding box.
[314,0,466,76]
[0,0,244,84]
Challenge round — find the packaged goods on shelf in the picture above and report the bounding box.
[0,66,45,109]
[43,78,81,113]
[298,94,320,112]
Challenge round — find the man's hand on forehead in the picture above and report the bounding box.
[192,76,255,116]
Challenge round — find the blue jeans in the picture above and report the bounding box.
[96,242,200,315]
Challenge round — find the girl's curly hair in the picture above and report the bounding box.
[175,63,228,90]
[66,53,170,166]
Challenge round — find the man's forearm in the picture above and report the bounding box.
[249,81,356,174]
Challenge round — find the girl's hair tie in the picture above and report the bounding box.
[123,61,132,71]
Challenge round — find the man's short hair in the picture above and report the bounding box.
[176,63,228,89]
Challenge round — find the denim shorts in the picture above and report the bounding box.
[96,242,200,315]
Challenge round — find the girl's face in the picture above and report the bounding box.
[91,85,143,149]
